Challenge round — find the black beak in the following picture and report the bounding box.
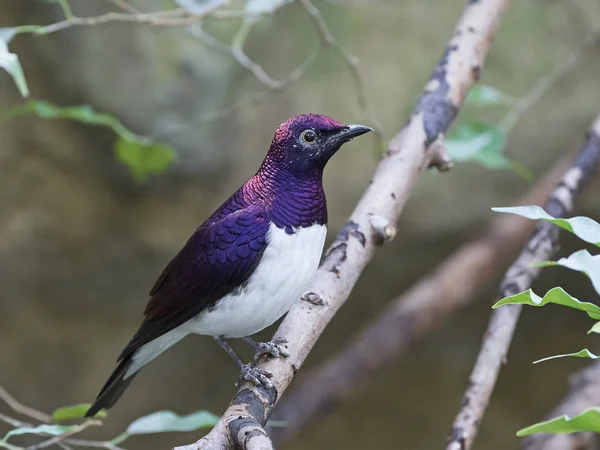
[333,124,374,143]
[317,123,373,164]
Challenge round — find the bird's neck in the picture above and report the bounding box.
[245,158,327,231]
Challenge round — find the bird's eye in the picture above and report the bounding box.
[300,130,317,145]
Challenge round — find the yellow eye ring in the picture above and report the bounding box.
[300,129,317,144]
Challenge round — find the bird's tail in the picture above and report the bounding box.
[85,354,137,418]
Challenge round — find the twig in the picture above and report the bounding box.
[0,412,31,428]
[498,24,600,133]
[150,49,319,138]
[57,0,74,20]
[33,3,229,35]
[445,114,600,450]
[299,0,383,133]
[230,21,313,91]
[175,1,509,449]
[0,386,51,424]
[64,439,124,450]
[25,421,102,450]
[522,361,600,450]
[106,0,140,14]
[269,154,572,446]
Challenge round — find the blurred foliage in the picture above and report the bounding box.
[0,408,220,450]
[493,207,600,438]
[0,28,28,98]
[0,100,176,182]
[447,85,532,180]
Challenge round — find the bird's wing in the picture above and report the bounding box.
[118,205,270,360]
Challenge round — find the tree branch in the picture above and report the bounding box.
[34,5,229,35]
[522,360,600,450]
[0,385,51,424]
[269,153,572,446]
[445,113,600,450]
[174,1,510,449]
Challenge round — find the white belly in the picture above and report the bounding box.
[187,222,327,338]
[126,222,326,377]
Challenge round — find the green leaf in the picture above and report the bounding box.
[114,138,175,182]
[466,85,514,106]
[536,250,600,296]
[0,100,177,182]
[126,410,220,435]
[2,425,76,443]
[517,407,600,436]
[589,322,600,334]
[52,403,106,423]
[446,123,532,180]
[245,0,293,16]
[0,28,29,97]
[534,348,599,364]
[491,206,600,247]
[492,287,600,319]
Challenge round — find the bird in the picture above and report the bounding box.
[84,113,372,418]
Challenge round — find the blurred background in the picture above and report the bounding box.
[1,0,600,449]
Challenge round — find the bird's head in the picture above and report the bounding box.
[265,114,373,173]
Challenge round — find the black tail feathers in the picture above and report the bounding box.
[85,355,138,418]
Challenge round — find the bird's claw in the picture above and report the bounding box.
[239,364,273,389]
[253,339,290,360]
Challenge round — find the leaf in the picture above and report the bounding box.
[245,0,293,16]
[491,206,600,247]
[517,407,600,436]
[0,28,29,97]
[534,348,599,364]
[536,250,600,296]
[0,100,176,182]
[589,322,600,334]
[52,403,106,423]
[126,410,220,435]
[114,138,175,182]
[2,425,76,443]
[176,0,224,14]
[492,287,600,319]
[466,85,513,106]
[446,123,532,180]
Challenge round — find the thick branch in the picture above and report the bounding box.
[522,361,600,450]
[445,114,600,450]
[176,1,510,449]
[269,154,571,445]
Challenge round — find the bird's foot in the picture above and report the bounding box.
[238,364,273,389]
[243,337,290,362]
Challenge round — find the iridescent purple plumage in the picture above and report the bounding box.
[85,114,372,417]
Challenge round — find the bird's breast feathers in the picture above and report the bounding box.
[187,222,327,338]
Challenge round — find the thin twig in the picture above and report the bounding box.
[0,412,32,428]
[175,1,509,449]
[498,24,600,133]
[270,154,572,446]
[25,421,102,450]
[231,21,299,90]
[151,46,319,136]
[64,439,124,450]
[0,386,51,424]
[57,0,74,20]
[445,114,600,450]
[299,0,383,134]
[106,0,140,14]
[522,361,600,450]
[33,3,228,35]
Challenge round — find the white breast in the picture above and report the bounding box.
[188,222,327,339]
